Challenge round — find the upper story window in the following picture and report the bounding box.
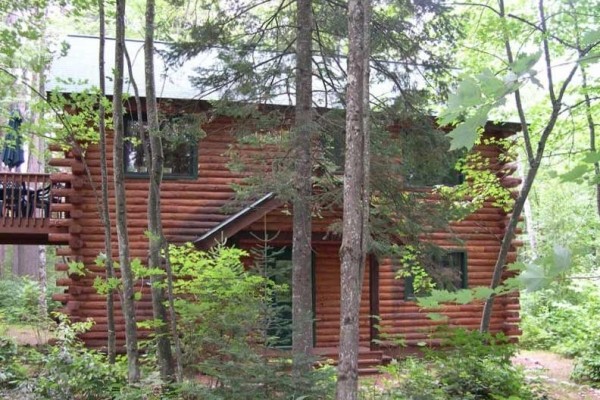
[402,129,466,187]
[405,250,468,299]
[124,116,198,179]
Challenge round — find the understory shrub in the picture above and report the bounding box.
[571,331,600,387]
[169,243,336,399]
[0,277,60,325]
[0,336,29,387]
[373,329,543,400]
[520,282,600,357]
[30,315,126,399]
[0,315,127,400]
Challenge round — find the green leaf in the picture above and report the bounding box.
[477,69,505,98]
[511,51,542,75]
[417,296,440,309]
[430,289,456,303]
[473,286,496,300]
[455,289,474,304]
[581,30,600,46]
[583,151,600,164]
[68,261,86,277]
[94,253,106,267]
[560,163,589,182]
[578,52,600,65]
[549,245,571,277]
[518,263,545,292]
[530,74,544,89]
[456,77,482,107]
[507,261,527,272]
[427,312,449,322]
[447,106,490,150]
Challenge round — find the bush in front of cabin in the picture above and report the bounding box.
[374,329,544,400]
[169,243,335,400]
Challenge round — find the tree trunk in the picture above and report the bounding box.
[580,66,599,217]
[113,0,140,382]
[480,0,579,332]
[32,54,47,319]
[144,0,175,381]
[519,155,537,259]
[98,0,116,363]
[336,1,370,398]
[292,0,314,376]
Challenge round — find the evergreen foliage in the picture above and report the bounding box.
[168,243,336,399]
[368,329,544,400]
[165,0,468,261]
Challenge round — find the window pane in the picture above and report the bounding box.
[434,252,466,291]
[124,117,197,177]
[405,251,467,299]
[124,120,148,173]
[402,128,466,187]
[265,248,293,348]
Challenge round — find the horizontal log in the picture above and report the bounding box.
[52,293,72,302]
[48,233,71,245]
[50,173,84,188]
[48,158,75,168]
[55,263,69,272]
[48,143,68,152]
[49,218,73,228]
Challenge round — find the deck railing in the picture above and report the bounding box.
[0,173,56,229]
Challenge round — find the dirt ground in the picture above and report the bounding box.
[2,325,52,346]
[514,350,600,400]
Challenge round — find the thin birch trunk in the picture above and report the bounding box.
[519,155,537,259]
[33,55,47,319]
[480,0,579,332]
[98,0,116,363]
[144,0,175,380]
[113,0,140,382]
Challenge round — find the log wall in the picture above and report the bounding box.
[50,107,522,351]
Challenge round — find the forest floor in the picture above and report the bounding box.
[2,326,599,399]
[514,350,600,399]
[1,324,52,346]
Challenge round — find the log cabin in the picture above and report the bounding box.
[3,35,521,373]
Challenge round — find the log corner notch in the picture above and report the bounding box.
[484,122,524,340]
[48,143,85,317]
[194,192,281,250]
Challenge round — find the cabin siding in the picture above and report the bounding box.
[50,112,521,350]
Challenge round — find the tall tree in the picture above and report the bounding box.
[438,0,600,332]
[291,0,314,374]
[336,0,370,398]
[144,0,176,381]
[113,0,140,382]
[97,0,117,363]
[477,0,598,331]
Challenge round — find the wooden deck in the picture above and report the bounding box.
[0,172,71,245]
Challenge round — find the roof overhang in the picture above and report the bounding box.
[193,192,282,250]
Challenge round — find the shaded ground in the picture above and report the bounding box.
[1,324,51,346]
[514,350,600,399]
